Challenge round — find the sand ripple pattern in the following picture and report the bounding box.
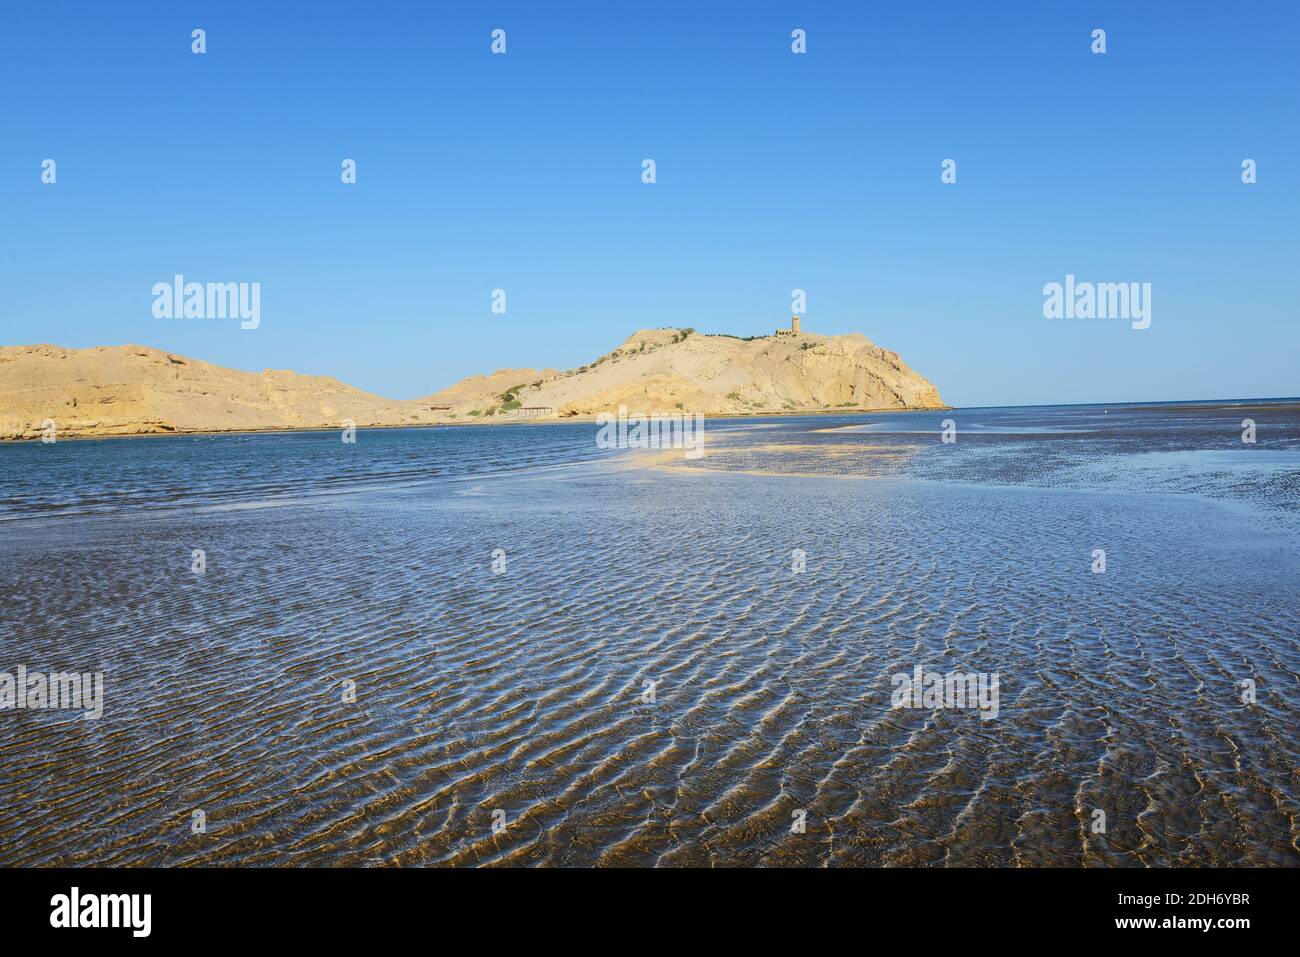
[0,404,1297,866]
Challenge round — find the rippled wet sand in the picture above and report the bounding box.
[1,404,1297,866]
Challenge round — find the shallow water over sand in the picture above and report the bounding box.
[1,402,1297,865]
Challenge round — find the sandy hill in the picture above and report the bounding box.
[422,326,944,420]
[0,344,446,439]
[0,326,943,439]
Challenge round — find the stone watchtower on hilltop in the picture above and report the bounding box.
[775,315,802,336]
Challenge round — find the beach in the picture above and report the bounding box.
[1,402,1296,865]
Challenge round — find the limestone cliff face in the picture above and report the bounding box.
[0,327,944,439]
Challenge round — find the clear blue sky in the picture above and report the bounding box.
[2,1,1296,406]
